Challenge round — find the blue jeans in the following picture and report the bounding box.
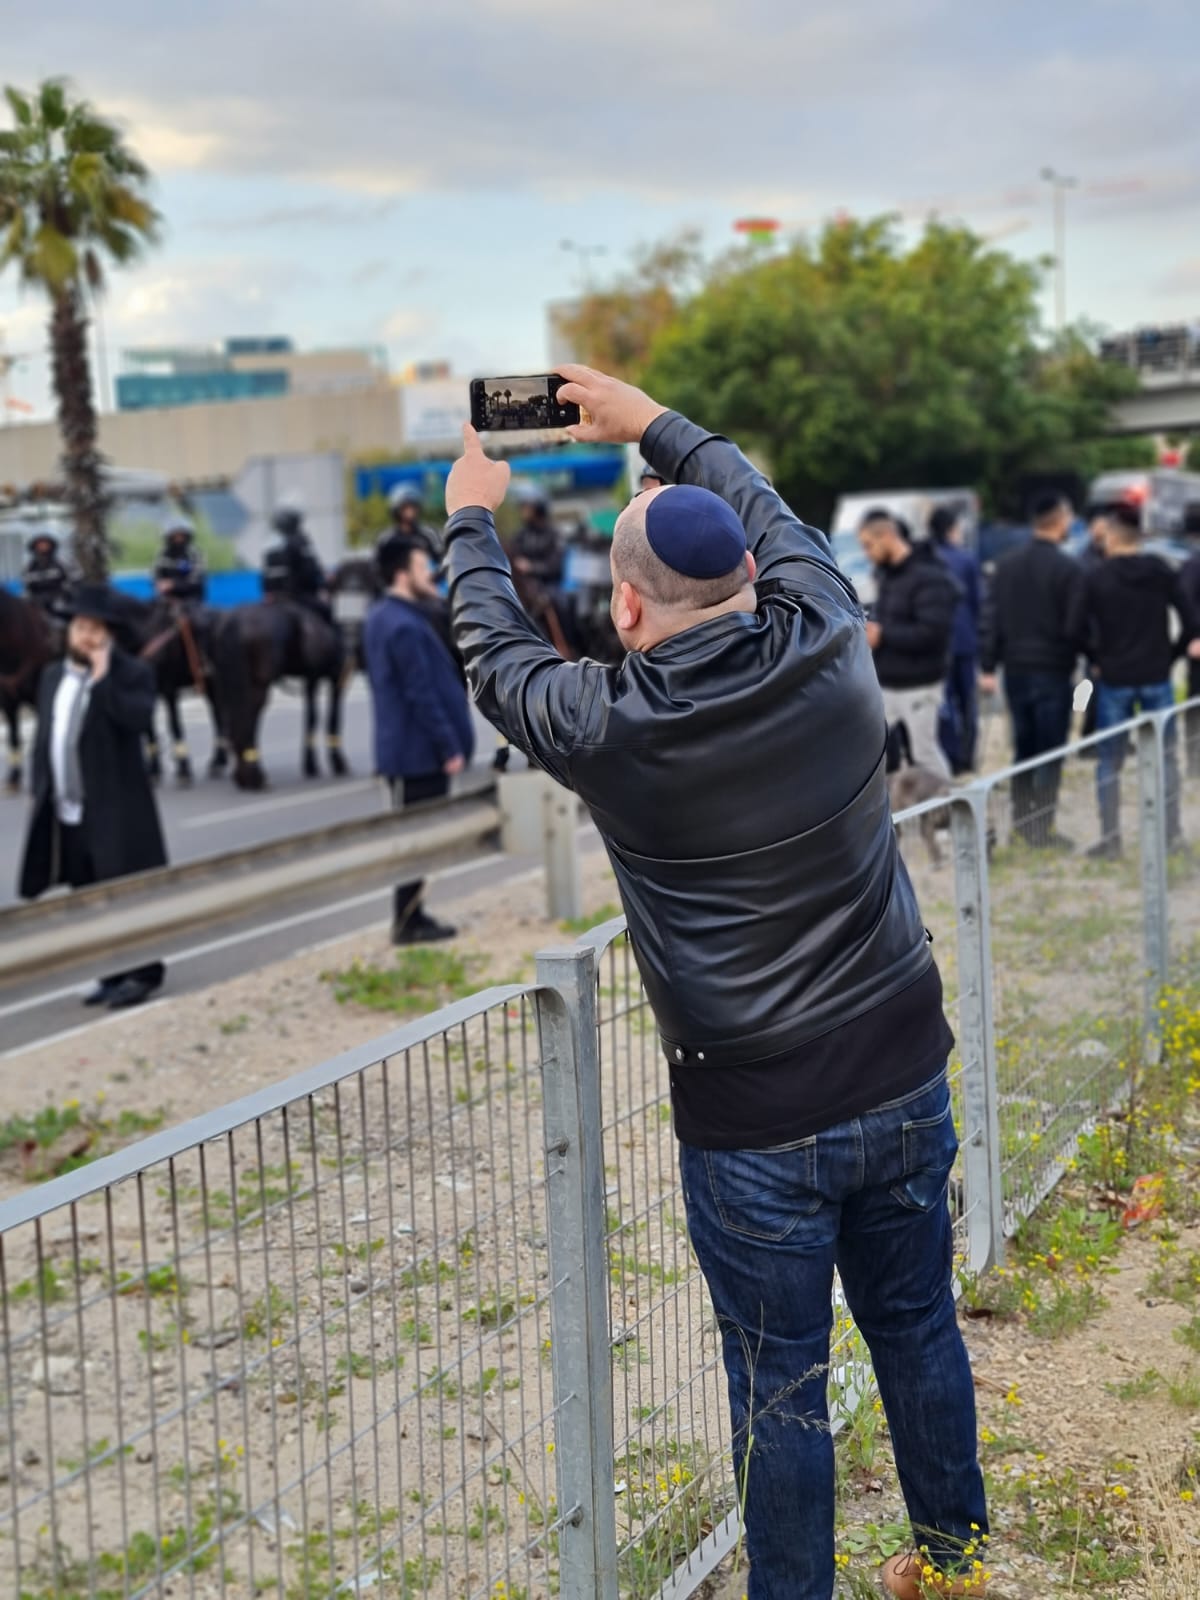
[679,1072,986,1600]
[939,652,979,774]
[1094,681,1178,844]
[1004,670,1074,844]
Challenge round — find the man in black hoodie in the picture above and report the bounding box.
[978,494,1082,848]
[859,510,958,780]
[1069,503,1193,857]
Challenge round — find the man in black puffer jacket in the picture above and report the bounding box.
[442,364,986,1600]
[859,510,959,781]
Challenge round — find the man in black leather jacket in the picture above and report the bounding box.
[443,365,986,1600]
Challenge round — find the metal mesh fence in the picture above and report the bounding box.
[980,732,1148,1231]
[0,988,569,1600]
[5,700,1197,1600]
[583,926,738,1598]
[1166,703,1200,984]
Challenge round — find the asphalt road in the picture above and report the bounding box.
[0,825,603,1058]
[0,683,513,909]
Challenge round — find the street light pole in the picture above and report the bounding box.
[560,239,607,294]
[1040,167,1078,335]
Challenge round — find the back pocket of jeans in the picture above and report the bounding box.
[894,1096,958,1213]
[703,1141,821,1242]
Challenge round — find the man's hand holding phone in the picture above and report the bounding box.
[555,364,668,445]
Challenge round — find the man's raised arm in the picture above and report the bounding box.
[442,425,591,790]
[556,365,854,599]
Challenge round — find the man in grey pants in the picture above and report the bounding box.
[859,510,959,780]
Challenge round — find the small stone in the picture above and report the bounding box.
[21,1446,40,1468]
[136,1448,154,1465]
[194,1328,239,1351]
[30,1356,80,1396]
[349,1276,369,1295]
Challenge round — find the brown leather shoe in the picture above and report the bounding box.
[882,1549,989,1598]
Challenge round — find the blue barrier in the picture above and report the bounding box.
[5,572,265,608]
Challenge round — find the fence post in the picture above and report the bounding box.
[951,788,1005,1273]
[542,777,583,923]
[1137,715,1170,1038]
[534,946,619,1600]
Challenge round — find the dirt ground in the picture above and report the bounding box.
[0,854,622,1162]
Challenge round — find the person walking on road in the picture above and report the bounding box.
[18,585,168,1008]
[858,510,958,781]
[978,494,1082,849]
[363,536,475,945]
[929,505,982,774]
[1069,502,1194,859]
[441,366,988,1600]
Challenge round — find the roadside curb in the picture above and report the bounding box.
[0,801,501,982]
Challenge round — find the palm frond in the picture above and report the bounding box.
[3,87,32,128]
[38,79,68,132]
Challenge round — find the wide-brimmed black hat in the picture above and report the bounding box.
[54,584,140,647]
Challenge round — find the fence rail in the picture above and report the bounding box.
[3,699,1199,1599]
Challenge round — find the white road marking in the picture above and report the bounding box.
[2,999,170,1059]
[0,843,569,1030]
[176,779,383,829]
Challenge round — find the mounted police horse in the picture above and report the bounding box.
[0,592,55,792]
[136,600,229,782]
[216,598,349,790]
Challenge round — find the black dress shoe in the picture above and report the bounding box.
[394,909,458,946]
[83,976,123,1007]
[106,963,166,1010]
[106,976,157,1009]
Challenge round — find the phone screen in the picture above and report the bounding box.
[469,375,580,432]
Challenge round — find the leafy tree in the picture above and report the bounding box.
[0,79,159,579]
[632,217,1139,525]
[555,230,705,379]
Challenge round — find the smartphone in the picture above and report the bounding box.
[469,374,581,433]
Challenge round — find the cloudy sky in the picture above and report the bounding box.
[1,0,1197,419]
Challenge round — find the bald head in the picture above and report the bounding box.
[613,488,750,610]
[608,486,757,653]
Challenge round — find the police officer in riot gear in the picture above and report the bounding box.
[262,496,326,607]
[22,534,71,611]
[153,520,207,604]
[377,483,442,565]
[511,483,564,590]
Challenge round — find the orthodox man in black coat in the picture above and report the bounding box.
[19,585,168,1009]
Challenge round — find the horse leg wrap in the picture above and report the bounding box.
[7,749,20,768]
[326,734,342,748]
[173,741,188,759]
[242,748,260,763]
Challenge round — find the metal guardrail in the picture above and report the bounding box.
[1100,327,1200,379]
[2,700,1198,1598]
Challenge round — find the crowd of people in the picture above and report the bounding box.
[855,493,1200,856]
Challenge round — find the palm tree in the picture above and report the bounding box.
[0,79,159,580]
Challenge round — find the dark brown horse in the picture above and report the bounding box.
[136,600,229,783]
[0,592,56,792]
[216,599,349,790]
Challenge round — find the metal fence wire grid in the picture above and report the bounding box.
[1,698,1197,1600]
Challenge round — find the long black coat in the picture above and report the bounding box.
[19,651,168,900]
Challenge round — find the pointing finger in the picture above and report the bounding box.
[462,421,485,454]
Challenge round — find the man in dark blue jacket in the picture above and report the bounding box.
[929,506,982,773]
[363,537,476,943]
